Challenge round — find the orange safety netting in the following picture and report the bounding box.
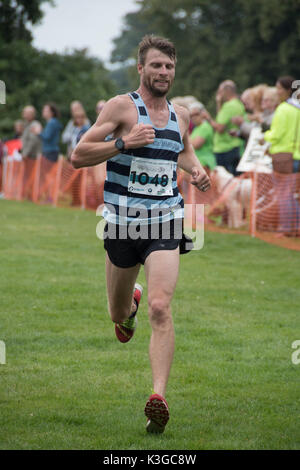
[2,155,300,250]
[250,171,300,250]
[178,168,300,250]
[1,155,105,210]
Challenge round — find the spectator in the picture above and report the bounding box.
[202,80,246,175]
[189,101,216,174]
[231,85,270,140]
[249,84,268,116]
[263,76,300,236]
[95,100,106,116]
[171,96,198,133]
[13,120,25,139]
[240,88,254,113]
[4,120,24,141]
[264,76,300,173]
[62,101,90,159]
[67,110,91,206]
[32,103,62,162]
[71,109,91,149]
[252,86,278,131]
[21,106,42,159]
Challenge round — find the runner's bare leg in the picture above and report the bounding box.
[106,254,141,323]
[144,248,180,398]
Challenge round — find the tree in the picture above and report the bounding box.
[0,0,116,138]
[0,0,53,43]
[110,0,300,111]
[0,43,116,137]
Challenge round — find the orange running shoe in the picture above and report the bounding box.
[144,393,170,434]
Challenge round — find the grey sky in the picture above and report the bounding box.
[32,0,139,66]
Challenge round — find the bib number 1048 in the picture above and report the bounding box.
[130,171,169,187]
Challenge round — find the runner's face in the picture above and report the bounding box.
[139,48,175,97]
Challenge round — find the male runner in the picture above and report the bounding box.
[71,35,210,434]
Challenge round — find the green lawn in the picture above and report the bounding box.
[0,199,299,450]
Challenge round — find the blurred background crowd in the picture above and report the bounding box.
[1,74,299,176]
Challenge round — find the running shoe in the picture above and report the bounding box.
[115,283,143,343]
[144,393,170,434]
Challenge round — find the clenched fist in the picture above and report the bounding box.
[191,166,211,192]
[123,123,155,149]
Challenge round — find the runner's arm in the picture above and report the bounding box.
[201,110,226,133]
[177,123,211,191]
[71,96,155,168]
[71,97,125,168]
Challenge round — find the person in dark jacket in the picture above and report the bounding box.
[32,103,62,162]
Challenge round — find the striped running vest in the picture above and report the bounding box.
[103,91,184,225]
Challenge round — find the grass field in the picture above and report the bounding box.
[0,199,299,450]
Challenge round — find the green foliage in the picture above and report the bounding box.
[111,0,300,111]
[0,0,53,43]
[0,0,116,139]
[1,199,299,449]
[0,42,116,137]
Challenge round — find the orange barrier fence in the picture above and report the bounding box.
[1,156,299,250]
[249,171,300,249]
[178,168,300,250]
[1,155,106,210]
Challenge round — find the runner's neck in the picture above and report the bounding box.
[136,86,169,112]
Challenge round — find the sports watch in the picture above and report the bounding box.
[115,137,125,151]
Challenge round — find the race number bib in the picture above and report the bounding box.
[128,158,174,196]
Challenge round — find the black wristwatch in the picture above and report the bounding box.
[115,137,125,151]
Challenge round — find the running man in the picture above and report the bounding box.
[71,35,210,434]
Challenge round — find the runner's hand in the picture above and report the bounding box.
[123,124,155,149]
[191,167,211,192]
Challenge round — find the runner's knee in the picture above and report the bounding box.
[148,297,172,327]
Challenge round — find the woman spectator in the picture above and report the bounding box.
[263,76,300,236]
[264,76,300,173]
[231,85,268,140]
[33,103,62,162]
[189,101,216,174]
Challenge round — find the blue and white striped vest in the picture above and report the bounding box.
[103,92,184,225]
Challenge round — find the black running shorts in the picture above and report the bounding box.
[103,219,193,268]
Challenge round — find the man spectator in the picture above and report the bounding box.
[21,106,42,159]
[202,80,246,175]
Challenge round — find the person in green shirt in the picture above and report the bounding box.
[264,76,300,173]
[189,101,216,174]
[263,76,300,236]
[202,80,246,175]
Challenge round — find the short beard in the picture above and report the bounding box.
[142,76,171,97]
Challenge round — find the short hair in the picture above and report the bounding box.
[189,101,205,113]
[220,80,237,95]
[277,75,296,97]
[138,34,176,65]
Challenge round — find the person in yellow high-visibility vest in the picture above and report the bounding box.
[263,76,300,236]
[264,76,300,173]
